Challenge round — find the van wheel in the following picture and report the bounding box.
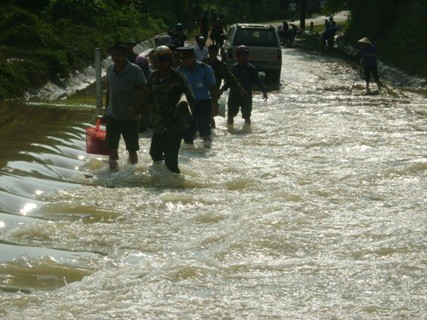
[266,70,281,84]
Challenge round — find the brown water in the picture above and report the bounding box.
[0,49,426,319]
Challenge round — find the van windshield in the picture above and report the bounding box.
[232,29,279,47]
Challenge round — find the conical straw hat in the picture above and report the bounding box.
[358,37,372,45]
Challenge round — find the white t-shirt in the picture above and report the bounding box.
[194,46,208,62]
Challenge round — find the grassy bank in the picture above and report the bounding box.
[0,2,166,100]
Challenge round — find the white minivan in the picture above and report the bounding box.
[222,24,282,84]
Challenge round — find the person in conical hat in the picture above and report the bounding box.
[358,37,372,45]
[359,37,382,94]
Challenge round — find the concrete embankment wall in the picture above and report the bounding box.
[30,38,157,101]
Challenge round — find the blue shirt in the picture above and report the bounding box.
[106,61,146,120]
[361,45,378,68]
[178,62,216,102]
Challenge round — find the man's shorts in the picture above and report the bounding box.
[227,95,253,119]
[106,117,139,152]
[364,65,379,83]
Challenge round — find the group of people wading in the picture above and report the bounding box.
[101,13,381,174]
[101,20,268,174]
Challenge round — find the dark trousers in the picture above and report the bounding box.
[106,117,139,152]
[228,95,253,119]
[150,131,182,173]
[183,99,211,143]
[364,66,380,83]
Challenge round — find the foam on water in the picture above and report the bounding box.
[1,49,426,319]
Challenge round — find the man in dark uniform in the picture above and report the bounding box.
[131,46,195,173]
[221,45,268,126]
[171,23,188,47]
[204,44,245,128]
[211,13,227,47]
[199,10,210,40]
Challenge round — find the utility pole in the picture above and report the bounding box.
[95,48,102,110]
[300,0,306,30]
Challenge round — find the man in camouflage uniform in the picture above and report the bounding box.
[204,44,246,128]
[132,46,194,174]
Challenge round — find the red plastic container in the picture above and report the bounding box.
[86,119,109,155]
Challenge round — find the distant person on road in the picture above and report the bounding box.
[103,43,146,171]
[321,16,339,51]
[221,45,268,126]
[277,21,290,46]
[320,0,326,11]
[289,0,297,20]
[358,37,382,94]
[194,36,209,62]
[286,21,299,47]
[325,15,336,30]
[199,10,210,40]
[307,0,314,18]
[211,13,227,47]
[321,24,340,51]
[171,23,188,47]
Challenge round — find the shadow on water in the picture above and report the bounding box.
[0,100,105,292]
[0,100,216,293]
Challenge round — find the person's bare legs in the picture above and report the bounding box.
[109,150,119,171]
[128,151,138,164]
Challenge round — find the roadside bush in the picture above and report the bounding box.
[0,5,40,29]
[36,49,70,80]
[0,59,28,98]
[2,25,44,49]
[47,0,107,26]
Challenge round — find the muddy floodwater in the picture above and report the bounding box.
[0,49,426,319]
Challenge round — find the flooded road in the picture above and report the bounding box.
[1,49,426,319]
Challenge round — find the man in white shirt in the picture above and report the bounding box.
[194,36,208,62]
[289,0,297,20]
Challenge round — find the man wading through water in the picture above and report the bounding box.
[102,43,146,171]
[177,46,219,149]
[203,44,246,129]
[131,46,194,173]
[221,45,268,126]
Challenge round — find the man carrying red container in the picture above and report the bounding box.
[102,43,146,171]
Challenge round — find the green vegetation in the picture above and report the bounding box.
[0,0,167,100]
[0,0,286,100]
[0,0,425,101]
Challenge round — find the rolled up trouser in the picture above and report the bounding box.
[183,99,211,143]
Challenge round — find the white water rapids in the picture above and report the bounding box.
[0,49,426,319]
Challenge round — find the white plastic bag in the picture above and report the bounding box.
[218,95,226,117]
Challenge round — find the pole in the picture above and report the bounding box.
[300,0,306,30]
[95,48,102,110]
[349,66,361,94]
